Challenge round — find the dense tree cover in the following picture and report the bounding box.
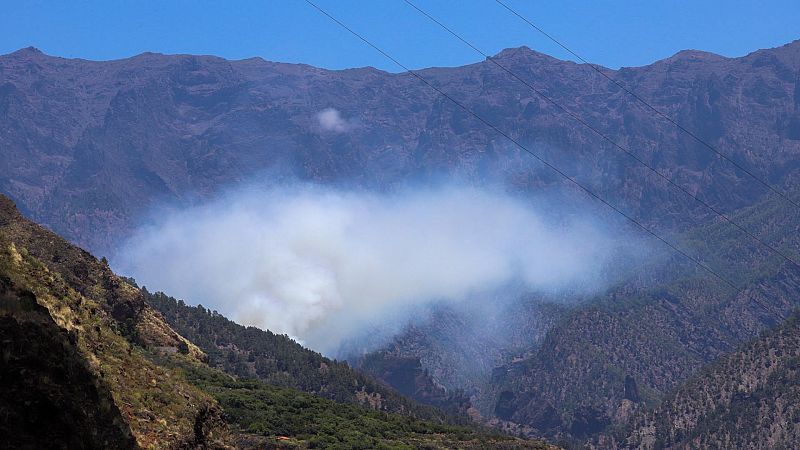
[142,288,460,423]
[154,353,551,450]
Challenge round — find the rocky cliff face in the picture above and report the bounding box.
[352,298,568,416]
[2,42,800,255]
[0,276,138,450]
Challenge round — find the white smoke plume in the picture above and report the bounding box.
[316,107,351,132]
[116,181,642,353]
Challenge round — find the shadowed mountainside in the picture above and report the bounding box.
[0,194,231,448]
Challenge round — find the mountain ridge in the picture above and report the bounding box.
[9,38,800,69]
[3,40,800,255]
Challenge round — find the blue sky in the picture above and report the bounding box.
[1,0,798,71]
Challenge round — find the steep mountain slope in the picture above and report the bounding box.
[0,195,230,448]
[0,276,138,449]
[5,40,800,447]
[340,187,799,445]
[353,298,568,415]
[622,314,800,449]
[487,192,800,445]
[143,288,468,420]
[2,42,800,255]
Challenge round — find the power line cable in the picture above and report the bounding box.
[303,0,786,321]
[494,0,800,211]
[403,0,800,274]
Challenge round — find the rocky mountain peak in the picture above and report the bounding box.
[492,45,561,64]
[8,46,44,58]
[659,48,727,65]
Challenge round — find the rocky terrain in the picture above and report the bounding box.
[0,194,230,448]
[2,42,800,256]
[621,313,800,449]
[3,39,800,448]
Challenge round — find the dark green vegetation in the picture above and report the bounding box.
[144,289,467,420]
[154,353,551,450]
[0,194,555,449]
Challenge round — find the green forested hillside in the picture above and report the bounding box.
[143,289,466,421]
[155,352,553,450]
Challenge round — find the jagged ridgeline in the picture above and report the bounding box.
[0,194,556,449]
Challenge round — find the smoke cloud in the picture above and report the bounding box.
[316,107,351,132]
[117,181,643,353]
